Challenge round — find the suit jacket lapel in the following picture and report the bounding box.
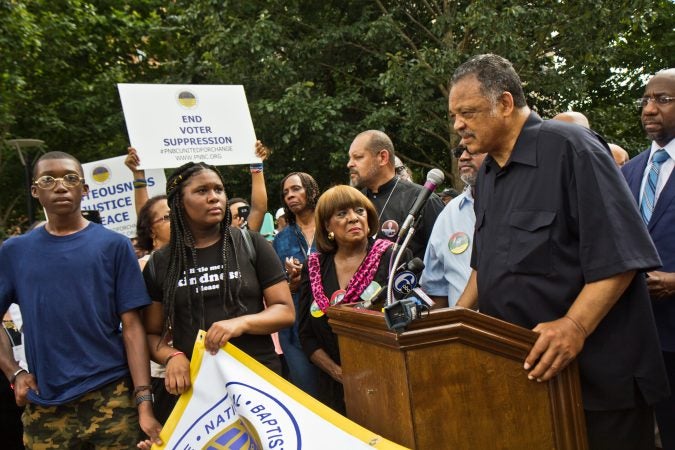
[650,170,675,230]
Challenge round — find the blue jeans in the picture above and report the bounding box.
[278,325,320,398]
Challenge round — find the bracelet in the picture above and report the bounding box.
[9,368,27,388]
[133,385,152,396]
[564,315,588,338]
[249,162,264,173]
[133,178,147,189]
[135,393,154,406]
[165,351,186,366]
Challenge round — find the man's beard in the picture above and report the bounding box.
[350,166,377,189]
[460,171,478,186]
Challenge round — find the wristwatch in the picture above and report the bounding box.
[135,394,154,406]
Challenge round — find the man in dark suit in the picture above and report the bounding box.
[622,68,675,450]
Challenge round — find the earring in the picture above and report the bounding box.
[328,231,335,241]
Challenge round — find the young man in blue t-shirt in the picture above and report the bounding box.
[0,151,162,448]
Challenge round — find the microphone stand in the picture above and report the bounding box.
[385,216,420,307]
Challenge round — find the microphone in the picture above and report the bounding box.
[371,257,425,308]
[392,257,424,298]
[355,281,384,310]
[383,259,433,332]
[398,168,445,239]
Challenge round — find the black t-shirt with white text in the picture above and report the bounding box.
[144,228,286,370]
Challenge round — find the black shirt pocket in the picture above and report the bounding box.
[507,210,556,275]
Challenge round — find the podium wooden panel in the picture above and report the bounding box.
[327,306,587,450]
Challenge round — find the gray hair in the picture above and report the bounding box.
[451,54,527,108]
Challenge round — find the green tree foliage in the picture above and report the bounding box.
[1,0,673,235]
[147,0,672,194]
[584,0,675,154]
[0,0,164,233]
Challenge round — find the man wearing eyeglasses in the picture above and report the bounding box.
[0,151,162,448]
[621,68,675,450]
[453,54,668,449]
[420,146,485,307]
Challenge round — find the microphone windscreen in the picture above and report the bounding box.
[427,168,445,185]
[406,257,425,272]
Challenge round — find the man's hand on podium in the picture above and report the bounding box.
[523,316,585,382]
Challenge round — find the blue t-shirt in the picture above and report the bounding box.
[0,223,151,405]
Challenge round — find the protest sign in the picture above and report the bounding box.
[81,155,166,237]
[156,331,408,450]
[118,84,258,169]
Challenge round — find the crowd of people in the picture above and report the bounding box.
[0,55,673,450]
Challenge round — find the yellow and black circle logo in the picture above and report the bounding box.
[177,90,198,109]
[91,165,111,184]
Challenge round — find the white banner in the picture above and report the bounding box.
[81,155,166,237]
[118,84,258,169]
[156,331,408,450]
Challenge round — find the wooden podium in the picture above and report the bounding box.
[327,306,588,450]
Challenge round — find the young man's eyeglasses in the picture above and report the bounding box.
[635,96,674,109]
[152,214,171,225]
[33,174,85,190]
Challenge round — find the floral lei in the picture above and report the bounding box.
[308,239,392,313]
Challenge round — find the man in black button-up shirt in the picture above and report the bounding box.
[347,130,445,262]
[453,54,669,450]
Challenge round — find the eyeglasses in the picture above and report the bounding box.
[635,96,674,109]
[33,174,84,190]
[153,214,171,225]
[453,146,481,158]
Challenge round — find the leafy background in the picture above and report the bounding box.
[1,0,673,236]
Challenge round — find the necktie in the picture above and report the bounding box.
[640,149,669,224]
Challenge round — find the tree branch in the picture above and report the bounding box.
[401,147,455,185]
[0,196,21,230]
[422,0,443,17]
[373,0,433,71]
[420,126,452,149]
[400,4,445,48]
[344,40,385,58]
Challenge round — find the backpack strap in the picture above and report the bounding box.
[239,227,257,267]
[146,253,158,284]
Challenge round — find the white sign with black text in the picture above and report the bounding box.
[118,84,258,169]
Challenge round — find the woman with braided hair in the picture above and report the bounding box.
[141,162,294,400]
[272,172,322,398]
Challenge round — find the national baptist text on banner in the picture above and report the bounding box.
[156,331,409,450]
[81,156,166,237]
[118,84,259,169]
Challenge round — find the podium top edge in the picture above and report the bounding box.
[327,305,538,344]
